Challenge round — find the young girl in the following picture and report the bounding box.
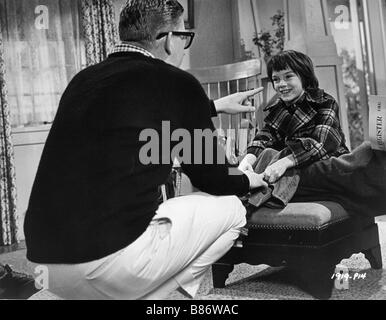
[239,50,349,184]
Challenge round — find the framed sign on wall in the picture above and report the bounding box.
[180,0,194,29]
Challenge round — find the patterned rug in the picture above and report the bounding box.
[2,217,386,300]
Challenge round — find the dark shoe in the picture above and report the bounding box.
[0,264,40,299]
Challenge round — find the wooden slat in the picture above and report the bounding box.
[187,59,264,160]
[187,59,262,83]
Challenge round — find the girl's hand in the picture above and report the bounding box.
[238,154,257,172]
[264,162,287,184]
[264,155,296,184]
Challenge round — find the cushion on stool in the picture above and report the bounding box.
[248,202,350,230]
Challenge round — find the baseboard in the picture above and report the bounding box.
[0,241,26,255]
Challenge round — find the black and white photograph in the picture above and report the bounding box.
[0,0,386,306]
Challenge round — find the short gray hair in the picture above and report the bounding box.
[119,0,184,44]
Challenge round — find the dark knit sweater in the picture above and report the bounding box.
[24,52,250,264]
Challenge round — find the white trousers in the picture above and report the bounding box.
[45,192,246,300]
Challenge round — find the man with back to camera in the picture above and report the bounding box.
[24,0,267,299]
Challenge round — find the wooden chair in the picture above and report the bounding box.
[187,59,265,161]
[174,59,266,196]
[183,59,383,299]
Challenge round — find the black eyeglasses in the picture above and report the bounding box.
[156,31,195,49]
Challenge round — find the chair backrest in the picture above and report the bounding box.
[186,59,264,162]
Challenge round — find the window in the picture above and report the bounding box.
[0,0,85,128]
[327,0,369,148]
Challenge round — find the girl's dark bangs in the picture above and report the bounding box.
[271,55,290,72]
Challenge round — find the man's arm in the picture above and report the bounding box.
[177,73,267,196]
[213,88,263,115]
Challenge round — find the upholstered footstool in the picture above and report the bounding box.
[212,201,382,299]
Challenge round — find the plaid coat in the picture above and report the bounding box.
[247,89,349,167]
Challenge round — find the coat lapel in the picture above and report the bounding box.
[264,100,292,133]
[264,91,320,138]
[286,100,318,137]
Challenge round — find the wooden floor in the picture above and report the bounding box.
[0,241,26,255]
[0,216,385,255]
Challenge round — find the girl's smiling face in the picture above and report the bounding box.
[272,68,304,104]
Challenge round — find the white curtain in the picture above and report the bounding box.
[0,0,83,128]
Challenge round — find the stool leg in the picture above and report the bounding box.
[291,264,335,300]
[212,263,234,288]
[364,245,383,269]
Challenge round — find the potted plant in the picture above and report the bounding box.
[253,10,285,61]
